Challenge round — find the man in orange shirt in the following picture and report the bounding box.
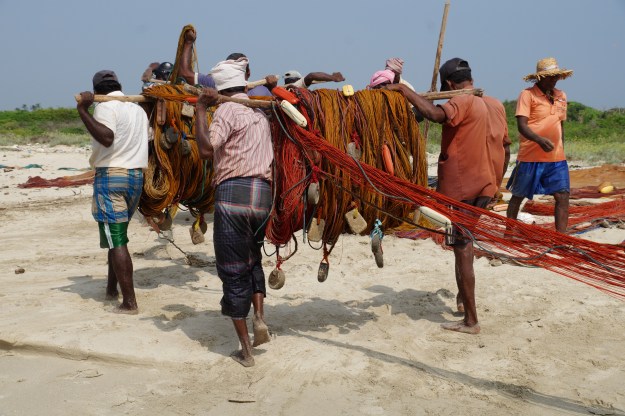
[506,58,573,232]
[386,58,506,334]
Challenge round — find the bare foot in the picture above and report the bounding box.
[456,293,465,313]
[105,292,119,300]
[441,320,480,334]
[231,350,255,367]
[110,305,139,315]
[252,314,271,347]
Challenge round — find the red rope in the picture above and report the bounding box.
[268,114,625,299]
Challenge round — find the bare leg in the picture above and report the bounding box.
[106,250,119,299]
[506,195,524,220]
[455,263,464,313]
[251,292,270,347]
[553,191,569,233]
[442,242,480,334]
[109,246,137,312]
[505,195,525,238]
[231,318,254,367]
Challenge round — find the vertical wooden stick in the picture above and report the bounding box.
[430,0,451,93]
[422,0,451,153]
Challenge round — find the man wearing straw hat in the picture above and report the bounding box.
[384,58,506,335]
[194,58,275,367]
[76,70,149,314]
[506,57,573,233]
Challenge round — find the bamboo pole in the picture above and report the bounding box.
[430,0,451,92]
[422,0,451,145]
[182,84,273,108]
[74,87,481,107]
[74,92,273,109]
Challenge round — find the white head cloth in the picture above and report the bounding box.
[210,57,248,91]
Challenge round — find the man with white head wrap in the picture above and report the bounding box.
[194,59,277,367]
[385,57,416,92]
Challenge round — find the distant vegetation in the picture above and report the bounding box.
[1,101,624,164]
[0,106,90,147]
[426,100,625,164]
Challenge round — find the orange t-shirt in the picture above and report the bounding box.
[438,94,498,201]
[516,85,567,162]
[483,96,510,188]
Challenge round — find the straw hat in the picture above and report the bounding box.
[523,57,573,82]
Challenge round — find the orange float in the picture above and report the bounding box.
[382,143,394,176]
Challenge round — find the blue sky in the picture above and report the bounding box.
[0,0,623,111]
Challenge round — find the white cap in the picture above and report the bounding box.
[284,70,302,80]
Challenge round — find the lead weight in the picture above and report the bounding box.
[317,262,329,282]
[268,268,286,290]
[307,182,320,205]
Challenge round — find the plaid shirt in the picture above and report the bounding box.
[208,93,273,186]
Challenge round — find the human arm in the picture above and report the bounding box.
[194,88,218,159]
[264,74,278,90]
[561,121,565,145]
[303,71,345,87]
[384,83,446,123]
[178,29,196,85]
[503,143,511,179]
[76,92,114,147]
[516,116,554,152]
[141,62,160,82]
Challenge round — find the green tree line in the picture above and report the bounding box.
[1,102,624,163]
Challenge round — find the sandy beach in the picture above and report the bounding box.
[1,144,624,416]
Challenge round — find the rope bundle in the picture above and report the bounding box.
[139,84,215,219]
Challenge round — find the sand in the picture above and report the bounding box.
[1,145,624,416]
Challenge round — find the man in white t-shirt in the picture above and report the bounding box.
[77,70,149,314]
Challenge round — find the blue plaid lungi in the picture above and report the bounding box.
[214,177,272,319]
[92,167,143,223]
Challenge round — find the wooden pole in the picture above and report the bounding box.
[422,0,451,152]
[430,0,451,92]
[182,84,273,108]
[74,94,152,103]
[74,87,481,107]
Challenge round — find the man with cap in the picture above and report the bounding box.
[384,58,507,334]
[194,57,276,367]
[506,57,572,233]
[76,70,149,314]
[283,70,345,88]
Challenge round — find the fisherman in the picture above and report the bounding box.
[385,58,504,334]
[367,69,395,89]
[178,28,276,95]
[506,57,572,233]
[194,58,275,367]
[283,70,345,88]
[370,62,424,121]
[484,94,511,200]
[141,61,174,90]
[385,57,416,92]
[76,70,149,314]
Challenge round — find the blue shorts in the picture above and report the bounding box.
[506,161,570,200]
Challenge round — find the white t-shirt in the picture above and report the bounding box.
[91,91,149,169]
[400,77,415,92]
